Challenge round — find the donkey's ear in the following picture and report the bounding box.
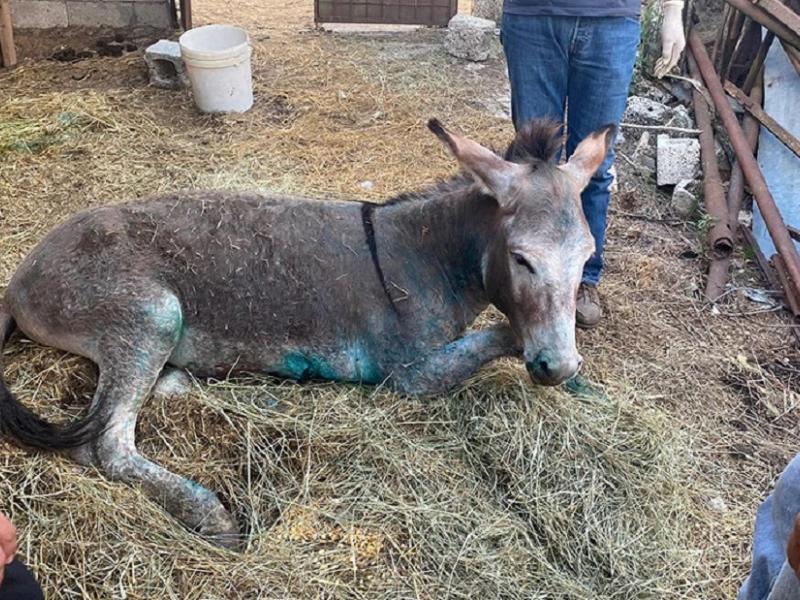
[428,119,521,211]
[561,124,614,189]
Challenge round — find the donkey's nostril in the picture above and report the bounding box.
[526,349,577,386]
[538,359,552,376]
[526,350,556,381]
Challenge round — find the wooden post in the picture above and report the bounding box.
[0,0,17,68]
[180,0,192,30]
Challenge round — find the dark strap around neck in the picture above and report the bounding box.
[360,202,399,315]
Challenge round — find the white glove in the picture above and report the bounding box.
[654,0,686,78]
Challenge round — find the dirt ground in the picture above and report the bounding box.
[1,1,799,598]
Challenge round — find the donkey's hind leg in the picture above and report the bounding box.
[70,367,192,468]
[92,294,239,548]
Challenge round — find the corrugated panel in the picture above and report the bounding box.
[753,39,800,258]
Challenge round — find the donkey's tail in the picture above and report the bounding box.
[0,303,103,449]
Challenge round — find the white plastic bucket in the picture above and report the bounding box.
[179,25,253,113]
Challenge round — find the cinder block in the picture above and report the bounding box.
[134,1,170,27]
[624,95,671,125]
[144,39,187,89]
[656,134,701,186]
[67,1,134,27]
[10,0,68,29]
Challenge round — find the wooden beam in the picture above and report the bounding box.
[723,0,800,50]
[725,80,800,162]
[781,39,800,78]
[754,0,800,39]
[0,0,16,68]
[743,31,774,94]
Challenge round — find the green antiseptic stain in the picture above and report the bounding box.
[563,374,608,401]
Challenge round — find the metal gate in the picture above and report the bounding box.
[315,0,458,27]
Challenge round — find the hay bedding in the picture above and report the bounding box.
[0,1,798,597]
[0,346,698,598]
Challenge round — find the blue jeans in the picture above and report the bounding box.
[501,14,640,285]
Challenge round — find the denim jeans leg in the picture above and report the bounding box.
[566,17,640,285]
[501,14,573,130]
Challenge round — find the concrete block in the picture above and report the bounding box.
[472,0,501,22]
[656,135,701,186]
[67,1,134,27]
[624,95,670,125]
[134,1,170,27]
[10,0,68,29]
[144,39,187,89]
[444,14,495,62]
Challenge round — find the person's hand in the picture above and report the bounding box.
[0,513,17,587]
[654,0,686,78]
[788,513,800,580]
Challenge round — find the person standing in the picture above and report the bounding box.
[501,0,686,328]
[738,453,800,599]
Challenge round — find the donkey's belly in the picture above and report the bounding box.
[169,326,385,384]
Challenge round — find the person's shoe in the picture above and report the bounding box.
[576,283,602,329]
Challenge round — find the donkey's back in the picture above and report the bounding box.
[6,192,391,380]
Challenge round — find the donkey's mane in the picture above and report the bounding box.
[378,119,563,208]
[503,119,564,165]
[378,175,475,207]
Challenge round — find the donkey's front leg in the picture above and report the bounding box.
[391,324,521,396]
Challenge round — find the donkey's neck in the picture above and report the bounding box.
[375,177,497,324]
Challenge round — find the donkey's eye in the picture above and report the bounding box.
[512,253,536,275]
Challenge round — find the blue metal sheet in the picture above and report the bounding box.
[753,41,800,258]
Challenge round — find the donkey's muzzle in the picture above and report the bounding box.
[526,350,582,386]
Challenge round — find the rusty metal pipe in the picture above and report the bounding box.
[707,84,761,301]
[774,254,800,318]
[727,83,762,234]
[706,258,732,301]
[689,30,800,302]
[687,53,734,259]
[773,254,800,345]
[723,0,800,50]
[721,10,747,80]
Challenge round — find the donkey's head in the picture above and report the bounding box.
[428,119,612,386]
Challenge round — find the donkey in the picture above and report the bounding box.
[0,119,610,546]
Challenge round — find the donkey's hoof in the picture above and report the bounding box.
[206,530,245,551]
[152,368,192,400]
[198,507,242,550]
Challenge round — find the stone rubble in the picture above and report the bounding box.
[472,0,502,22]
[672,179,700,218]
[444,14,497,62]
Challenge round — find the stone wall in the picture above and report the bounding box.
[11,0,172,29]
